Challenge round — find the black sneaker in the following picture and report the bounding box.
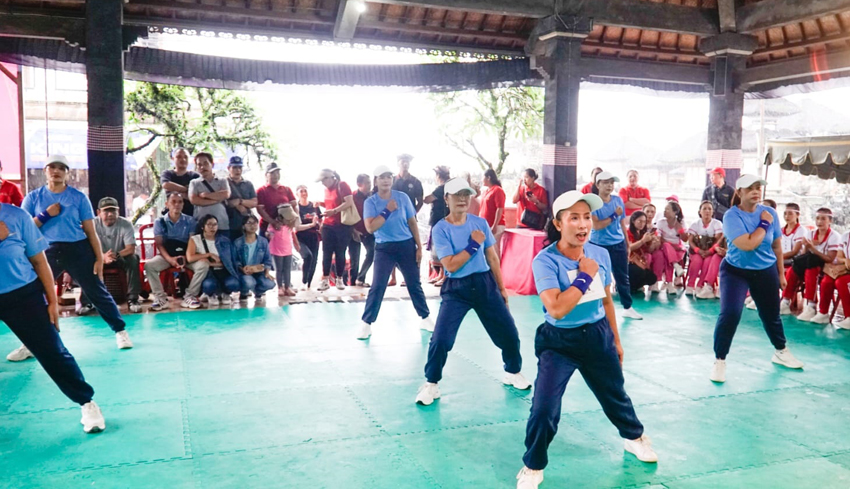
[77,304,95,316]
[128,300,142,313]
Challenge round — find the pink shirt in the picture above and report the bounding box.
[268,225,293,256]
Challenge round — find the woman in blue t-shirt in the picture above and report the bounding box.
[356,166,431,340]
[0,203,106,433]
[709,175,804,384]
[517,191,657,489]
[414,177,530,407]
[9,155,131,363]
[590,172,642,320]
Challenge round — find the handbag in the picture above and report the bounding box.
[791,253,824,278]
[340,202,361,226]
[520,209,546,230]
[824,262,849,280]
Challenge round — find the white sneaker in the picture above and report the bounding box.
[336,280,346,290]
[503,372,532,390]
[128,300,142,313]
[797,305,817,322]
[666,283,678,296]
[746,300,757,310]
[685,286,695,296]
[772,348,804,369]
[317,279,330,292]
[6,344,33,362]
[696,285,715,300]
[624,435,658,463]
[621,307,643,320]
[415,382,441,405]
[115,331,134,350]
[181,296,201,309]
[648,283,661,294]
[779,300,793,315]
[150,296,169,311]
[220,293,232,305]
[419,316,435,332]
[673,263,685,278]
[80,401,106,433]
[710,359,726,383]
[812,312,831,324]
[356,321,372,340]
[207,294,220,306]
[199,293,209,303]
[835,317,850,330]
[744,296,754,305]
[516,467,544,489]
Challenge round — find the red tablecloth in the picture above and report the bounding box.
[500,228,547,295]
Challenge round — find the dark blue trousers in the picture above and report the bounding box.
[47,239,125,333]
[362,238,429,324]
[599,240,632,309]
[202,268,240,296]
[523,319,643,470]
[424,271,522,383]
[0,280,95,405]
[714,260,787,359]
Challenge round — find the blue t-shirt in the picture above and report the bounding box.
[532,242,613,328]
[363,190,416,244]
[723,205,782,270]
[245,240,258,266]
[590,195,626,246]
[153,214,196,243]
[0,204,49,294]
[22,186,95,244]
[432,214,496,278]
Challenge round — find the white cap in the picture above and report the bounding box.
[552,190,604,216]
[373,165,394,177]
[444,177,475,195]
[45,154,70,170]
[735,174,767,189]
[595,171,620,184]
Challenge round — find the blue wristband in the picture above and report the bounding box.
[464,237,481,255]
[608,213,619,222]
[36,211,52,224]
[379,208,392,219]
[758,219,771,232]
[571,271,593,294]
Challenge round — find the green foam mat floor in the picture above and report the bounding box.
[3,293,850,488]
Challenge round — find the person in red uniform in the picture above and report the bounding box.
[256,162,296,235]
[0,159,24,206]
[580,167,604,194]
[619,169,652,217]
[513,168,549,229]
[479,169,506,257]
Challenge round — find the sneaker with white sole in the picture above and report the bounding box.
[812,312,831,324]
[77,304,95,316]
[648,283,661,294]
[220,293,232,305]
[199,293,209,303]
[779,300,793,315]
[207,294,220,306]
[415,382,441,405]
[336,281,345,290]
[835,317,850,330]
[744,296,753,306]
[317,279,330,292]
[673,263,685,278]
[624,435,658,463]
[685,286,695,296]
[696,285,715,300]
[115,330,134,349]
[128,300,142,313]
[797,305,817,322]
[356,321,372,340]
[772,348,804,369]
[621,307,643,320]
[503,372,532,390]
[516,467,544,489]
[181,296,201,309]
[710,359,726,383]
[419,316,435,332]
[150,296,169,311]
[746,300,757,310]
[666,283,678,296]
[81,401,105,433]
[6,344,33,362]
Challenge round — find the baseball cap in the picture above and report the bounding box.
[229,156,244,167]
[265,162,281,174]
[444,177,475,195]
[735,174,767,189]
[373,165,394,177]
[397,153,414,162]
[708,167,726,177]
[552,190,604,216]
[98,197,120,210]
[315,169,336,182]
[595,171,620,184]
[45,155,70,170]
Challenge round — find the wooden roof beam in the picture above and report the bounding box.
[0,11,85,45]
[739,49,850,90]
[334,0,365,40]
[582,56,712,87]
[717,0,736,33]
[737,0,850,34]
[369,0,720,36]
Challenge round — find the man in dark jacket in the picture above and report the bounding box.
[701,167,735,221]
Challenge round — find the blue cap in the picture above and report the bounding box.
[229,156,244,167]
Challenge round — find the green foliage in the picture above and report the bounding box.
[432,86,543,176]
[124,82,277,223]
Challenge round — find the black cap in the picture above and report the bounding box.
[265,162,281,174]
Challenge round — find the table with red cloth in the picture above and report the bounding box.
[500,227,547,295]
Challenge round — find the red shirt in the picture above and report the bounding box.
[0,179,23,207]
[257,184,296,230]
[479,185,506,227]
[516,184,549,227]
[619,185,651,217]
[323,181,352,227]
[581,182,595,194]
